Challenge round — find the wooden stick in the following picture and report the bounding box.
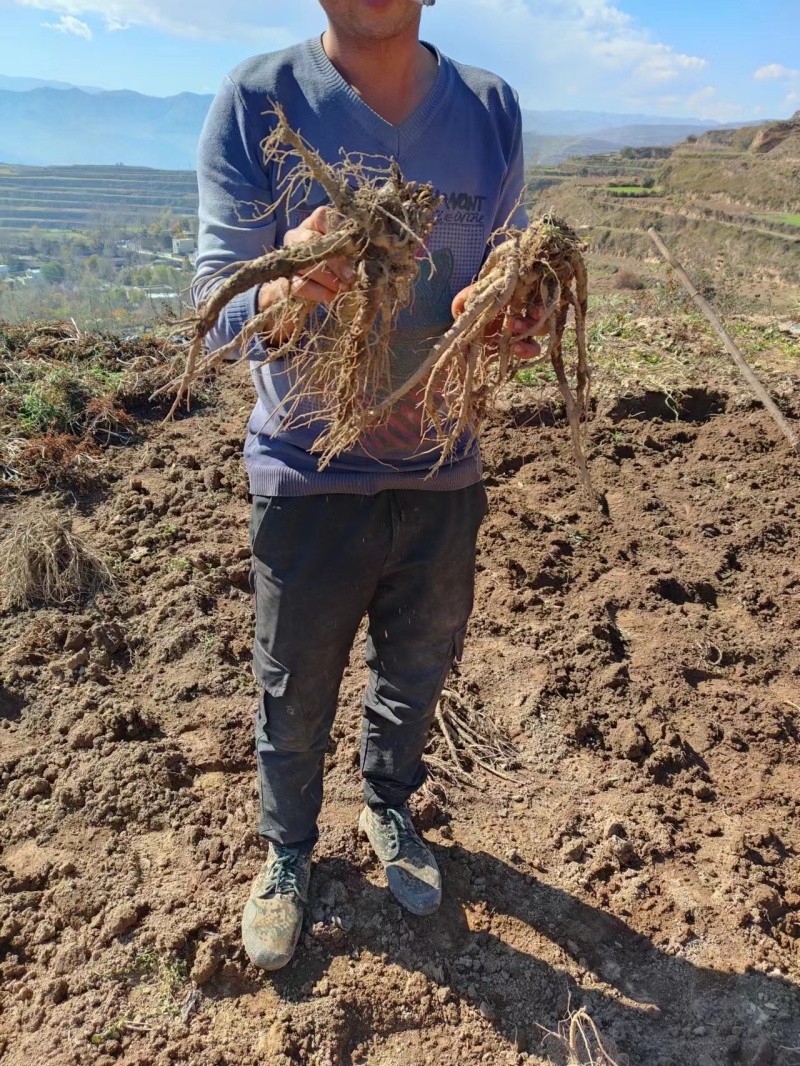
[648,227,800,455]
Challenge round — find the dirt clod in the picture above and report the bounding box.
[104,902,141,938]
[190,937,224,986]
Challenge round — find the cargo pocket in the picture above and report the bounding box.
[253,642,289,698]
[252,645,307,751]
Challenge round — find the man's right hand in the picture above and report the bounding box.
[257,206,355,312]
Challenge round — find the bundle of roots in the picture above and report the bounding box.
[381,214,593,487]
[427,687,521,790]
[156,105,441,464]
[540,1007,626,1066]
[158,107,593,490]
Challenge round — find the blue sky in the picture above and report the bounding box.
[1,0,798,120]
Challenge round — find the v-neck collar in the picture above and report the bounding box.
[305,34,451,156]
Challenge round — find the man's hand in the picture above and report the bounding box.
[451,284,550,361]
[257,206,355,312]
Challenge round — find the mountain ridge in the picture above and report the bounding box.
[0,74,104,94]
[0,80,765,171]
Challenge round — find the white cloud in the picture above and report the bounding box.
[41,13,92,39]
[423,0,715,114]
[754,63,799,81]
[17,0,733,115]
[18,0,310,45]
[684,86,747,123]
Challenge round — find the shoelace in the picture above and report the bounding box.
[382,808,416,855]
[264,850,306,899]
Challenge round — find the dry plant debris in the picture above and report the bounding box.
[158,105,441,465]
[382,214,593,485]
[0,503,113,610]
[0,320,181,493]
[428,687,521,789]
[540,1008,626,1066]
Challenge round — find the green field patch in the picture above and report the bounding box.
[757,214,800,228]
[603,185,658,197]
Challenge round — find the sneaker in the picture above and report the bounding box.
[241,845,312,971]
[359,805,442,916]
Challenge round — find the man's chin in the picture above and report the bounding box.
[328,0,421,40]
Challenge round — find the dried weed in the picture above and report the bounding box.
[428,687,521,790]
[0,502,113,610]
[0,320,180,494]
[540,1007,626,1066]
[6,433,102,492]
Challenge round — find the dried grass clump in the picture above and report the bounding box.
[428,687,520,790]
[157,104,441,464]
[0,504,113,610]
[613,268,645,291]
[84,396,137,444]
[540,1008,626,1066]
[8,433,101,492]
[382,214,593,488]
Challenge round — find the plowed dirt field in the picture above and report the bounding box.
[1,351,799,1066]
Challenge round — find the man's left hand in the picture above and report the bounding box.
[452,284,550,362]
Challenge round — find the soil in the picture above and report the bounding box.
[1,357,800,1066]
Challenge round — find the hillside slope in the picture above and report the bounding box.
[0,164,198,231]
[532,112,800,293]
[524,124,724,166]
[658,113,800,212]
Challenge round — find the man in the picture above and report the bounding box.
[193,0,544,971]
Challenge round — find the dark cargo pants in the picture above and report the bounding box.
[249,483,488,850]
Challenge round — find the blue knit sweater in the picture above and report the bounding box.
[193,35,525,496]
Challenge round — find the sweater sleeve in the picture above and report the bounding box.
[192,74,277,353]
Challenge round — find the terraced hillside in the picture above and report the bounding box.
[0,164,198,233]
[659,114,800,213]
[535,112,800,292]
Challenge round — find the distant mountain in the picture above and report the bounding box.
[0,74,104,94]
[518,109,721,136]
[0,87,212,169]
[0,83,762,170]
[524,123,729,165]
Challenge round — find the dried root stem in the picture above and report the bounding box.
[155,104,441,460]
[155,112,593,493]
[540,1007,626,1066]
[384,214,595,494]
[428,687,521,789]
